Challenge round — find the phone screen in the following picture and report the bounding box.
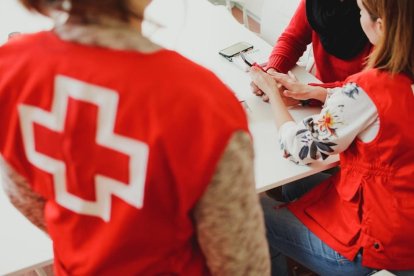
[219,42,253,58]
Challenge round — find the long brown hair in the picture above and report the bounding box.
[19,0,143,22]
[362,0,414,79]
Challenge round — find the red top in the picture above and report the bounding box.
[266,0,372,83]
[289,69,414,270]
[0,32,248,275]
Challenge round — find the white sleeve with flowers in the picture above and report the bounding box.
[278,83,379,165]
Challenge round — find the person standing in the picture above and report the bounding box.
[0,0,270,275]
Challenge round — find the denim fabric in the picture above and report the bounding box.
[261,195,375,276]
[281,172,332,202]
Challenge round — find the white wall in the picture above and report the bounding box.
[244,0,264,20]
[210,0,264,21]
[0,0,52,45]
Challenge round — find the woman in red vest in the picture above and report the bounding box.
[250,0,414,275]
[0,0,270,275]
[256,0,373,203]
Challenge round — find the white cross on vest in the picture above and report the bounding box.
[19,75,149,222]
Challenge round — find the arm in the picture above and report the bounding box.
[0,158,47,232]
[250,69,378,165]
[194,131,270,276]
[266,0,313,73]
[269,71,328,103]
[279,83,378,164]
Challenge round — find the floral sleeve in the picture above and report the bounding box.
[278,83,378,165]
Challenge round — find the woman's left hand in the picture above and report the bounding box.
[249,66,295,128]
[249,66,283,103]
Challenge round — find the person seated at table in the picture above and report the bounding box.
[250,0,414,275]
[253,0,372,102]
[268,0,371,82]
[254,0,373,202]
[0,0,270,275]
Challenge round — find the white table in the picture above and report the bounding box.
[0,2,54,275]
[0,188,53,275]
[0,0,338,274]
[0,0,53,44]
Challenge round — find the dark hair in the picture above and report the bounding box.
[362,0,414,79]
[19,0,141,22]
[306,0,368,60]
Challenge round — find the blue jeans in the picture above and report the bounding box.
[261,195,375,276]
[282,171,334,202]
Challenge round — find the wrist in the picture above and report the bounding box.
[309,86,327,102]
[266,68,278,74]
[267,89,284,105]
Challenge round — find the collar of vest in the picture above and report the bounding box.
[53,21,160,53]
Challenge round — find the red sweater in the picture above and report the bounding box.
[266,0,371,83]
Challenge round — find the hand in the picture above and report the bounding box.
[249,67,295,128]
[249,66,280,103]
[250,81,269,102]
[250,69,298,105]
[268,71,327,102]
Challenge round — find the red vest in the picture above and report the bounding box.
[289,69,414,270]
[0,32,248,275]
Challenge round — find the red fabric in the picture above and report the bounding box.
[0,32,249,275]
[266,0,372,83]
[288,69,414,270]
[308,81,344,89]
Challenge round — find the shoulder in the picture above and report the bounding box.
[345,69,411,93]
[343,69,390,96]
[342,69,413,115]
[159,51,241,104]
[151,51,247,126]
[157,51,222,85]
[0,31,49,52]
[295,0,308,21]
[0,31,51,66]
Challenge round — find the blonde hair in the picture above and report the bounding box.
[362,0,414,79]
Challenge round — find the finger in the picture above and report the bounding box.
[287,71,298,81]
[283,90,298,98]
[249,67,276,91]
[250,81,260,92]
[249,66,267,79]
[271,74,291,87]
[262,94,269,102]
[276,82,283,89]
[254,89,264,96]
[267,71,286,78]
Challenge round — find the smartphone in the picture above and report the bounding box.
[219,42,253,59]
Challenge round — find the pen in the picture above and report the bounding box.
[240,51,266,72]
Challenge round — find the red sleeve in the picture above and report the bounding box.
[266,0,312,73]
[308,81,345,89]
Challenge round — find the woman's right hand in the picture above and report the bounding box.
[250,69,301,106]
[269,71,327,103]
